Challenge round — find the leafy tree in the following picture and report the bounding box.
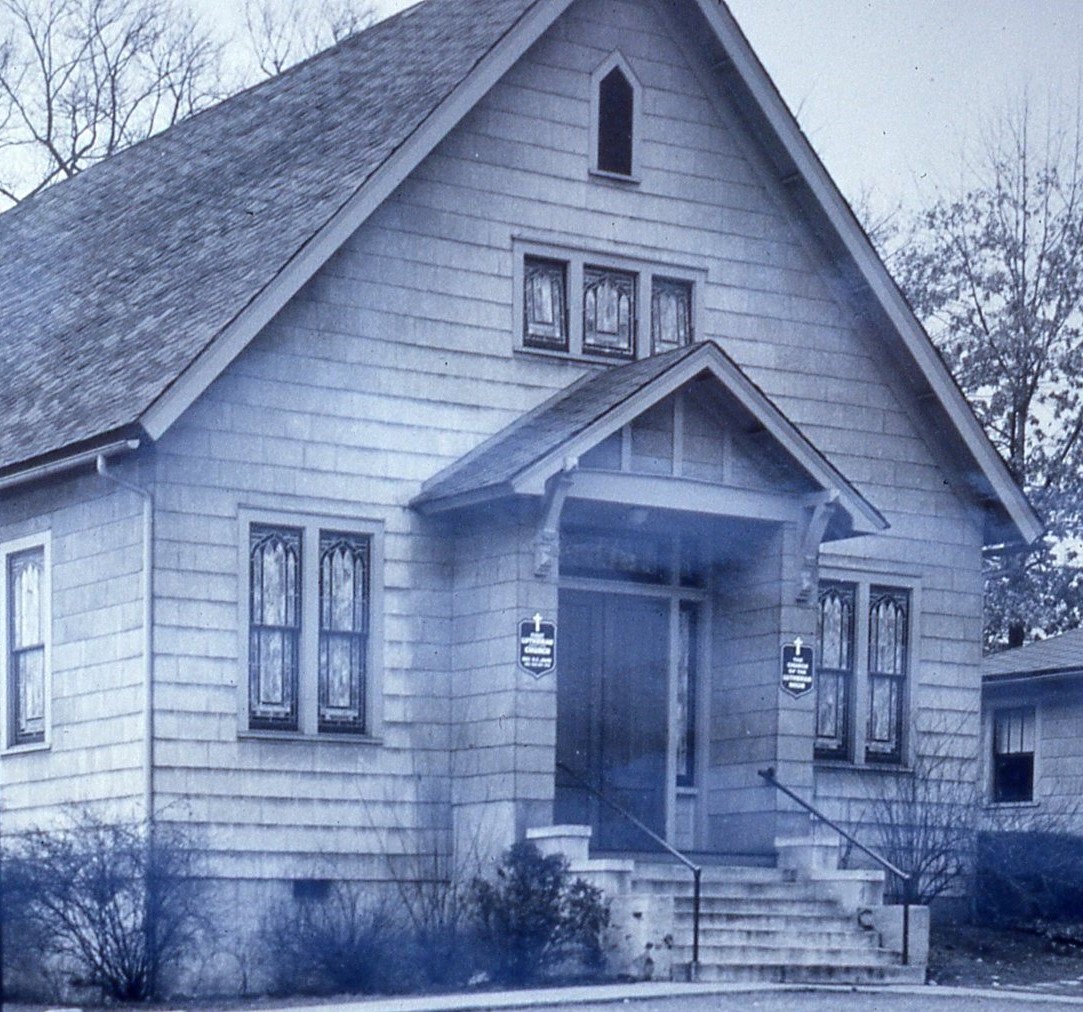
[891,103,1083,648]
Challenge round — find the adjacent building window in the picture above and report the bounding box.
[8,546,47,745]
[992,706,1035,803]
[815,577,912,765]
[597,66,634,176]
[244,517,380,738]
[524,257,567,350]
[651,277,693,354]
[815,582,854,759]
[584,267,636,357]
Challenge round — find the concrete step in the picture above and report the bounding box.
[633,863,786,884]
[670,943,901,966]
[673,908,858,932]
[670,896,845,916]
[683,926,879,948]
[684,962,926,985]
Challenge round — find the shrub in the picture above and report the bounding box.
[975,830,1083,924]
[260,882,407,995]
[472,841,609,984]
[2,812,204,1001]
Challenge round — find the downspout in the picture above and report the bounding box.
[96,453,154,826]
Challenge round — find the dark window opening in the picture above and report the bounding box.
[597,67,634,176]
[993,706,1035,803]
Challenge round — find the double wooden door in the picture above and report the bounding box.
[555,589,670,850]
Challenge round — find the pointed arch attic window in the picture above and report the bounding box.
[591,54,641,180]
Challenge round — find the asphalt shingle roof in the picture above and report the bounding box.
[413,345,706,507]
[0,0,539,473]
[983,627,1083,679]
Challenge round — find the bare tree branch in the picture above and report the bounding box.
[0,0,222,205]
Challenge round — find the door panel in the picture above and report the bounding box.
[555,590,669,850]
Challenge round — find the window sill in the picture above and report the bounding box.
[589,168,641,186]
[985,799,1039,810]
[815,758,913,775]
[2,740,51,756]
[238,729,382,746]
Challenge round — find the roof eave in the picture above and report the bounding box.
[697,0,1042,550]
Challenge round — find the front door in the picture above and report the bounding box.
[555,589,669,849]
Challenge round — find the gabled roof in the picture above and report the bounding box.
[0,0,1041,550]
[0,0,545,474]
[984,628,1083,683]
[413,341,888,538]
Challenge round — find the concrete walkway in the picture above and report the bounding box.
[203,980,1083,1012]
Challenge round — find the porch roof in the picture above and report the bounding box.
[983,627,1083,683]
[412,341,887,538]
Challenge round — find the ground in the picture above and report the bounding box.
[929,921,1083,995]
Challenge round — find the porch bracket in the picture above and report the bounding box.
[797,489,840,602]
[534,459,577,579]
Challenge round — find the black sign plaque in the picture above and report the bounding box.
[518,613,556,678]
[781,637,814,698]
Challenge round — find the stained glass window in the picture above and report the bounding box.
[318,532,369,732]
[584,267,635,357]
[651,278,692,354]
[993,706,1035,803]
[816,582,855,759]
[866,587,909,763]
[676,603,699,786]
[249,525,301,730]
[524,257,568,349]
[597,66,634,176]
[8,547,45,744]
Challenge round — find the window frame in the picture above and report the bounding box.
[814,567,919,768]
[0,532,52,754]
[589,51,643,183]
[238,510,384,742]
[513,240,703,363]
[989,704,1037,805]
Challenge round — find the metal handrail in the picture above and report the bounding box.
[758,766,912,965]
[556,761,703,975]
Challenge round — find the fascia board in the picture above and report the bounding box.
[693,0,1041,547]
[139,0,577,443]
[512,344,886,535]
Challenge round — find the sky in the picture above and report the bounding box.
[194,0,1083,217]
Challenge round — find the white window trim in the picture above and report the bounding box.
[589,51,643,183]
[1,531,52,754]
[513,239,704,363]
[815,565,921,769]
[237,508,384,742]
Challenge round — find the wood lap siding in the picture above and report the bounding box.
[140,0,983,871]
[0,475,145,826]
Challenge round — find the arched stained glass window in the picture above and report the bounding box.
[249,525,301,729]
[651,278,692,354]
[866,587,909,762]
[597,66,634,176]
[815,582,854,759]
[524,257,568,349]
[8,547,45,744]
[318,532,369,732]
[584,267,635,356]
